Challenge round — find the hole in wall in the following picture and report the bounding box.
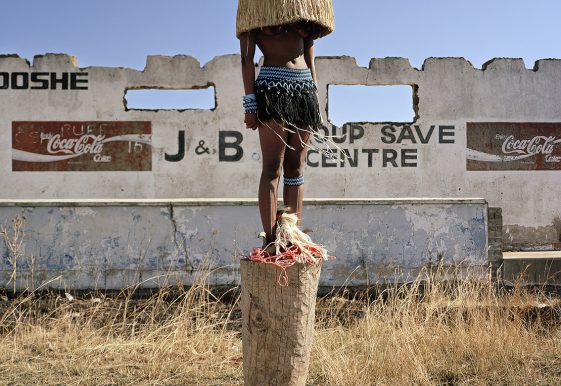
[327,85,416,126]
[124,87,215,110]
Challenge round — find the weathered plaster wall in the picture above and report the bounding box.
[1,53,560,250]
[0,199,487,290]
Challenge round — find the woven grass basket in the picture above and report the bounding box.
[236,0,334,38]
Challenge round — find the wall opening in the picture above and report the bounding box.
[328,85,416,126]
[124,87,215,110]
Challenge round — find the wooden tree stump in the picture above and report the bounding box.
[240,259,321,386]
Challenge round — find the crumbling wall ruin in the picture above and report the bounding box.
[1,53,561,251]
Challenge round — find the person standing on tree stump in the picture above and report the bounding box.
[237,0,334,255]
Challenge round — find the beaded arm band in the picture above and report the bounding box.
[243,93,257,113]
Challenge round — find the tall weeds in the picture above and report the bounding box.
[0,267,559,385]
[0,278,243,385]
[1,215,26,293]
[309,269,561,385]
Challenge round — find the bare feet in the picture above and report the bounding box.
[257,206,295,257]
[263,243,277,256]
[259,231,277,256]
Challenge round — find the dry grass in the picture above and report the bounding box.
[310,276,561,385]
[0,270,560,385]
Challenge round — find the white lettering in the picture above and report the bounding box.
[501,135,558,156]
[545,154,561,163]
[93,154,111,162]
[46,134,105,155]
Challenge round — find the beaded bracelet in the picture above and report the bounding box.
[243,93,257,113]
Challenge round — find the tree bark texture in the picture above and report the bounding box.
[240,259,321,386]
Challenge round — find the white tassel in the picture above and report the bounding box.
[274,212,328,262]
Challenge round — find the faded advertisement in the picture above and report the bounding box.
[12,121,151,171]
[163,124,457,168]
[466,122,561,170]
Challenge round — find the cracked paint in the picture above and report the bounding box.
[0,200,487,289]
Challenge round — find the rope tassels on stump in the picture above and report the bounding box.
[248,212,334,286]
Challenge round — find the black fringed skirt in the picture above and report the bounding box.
[255,66,322,128]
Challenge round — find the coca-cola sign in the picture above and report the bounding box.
[466,122,561,170]
[12,121,151,171]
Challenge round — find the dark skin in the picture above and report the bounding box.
[240,24,317,246]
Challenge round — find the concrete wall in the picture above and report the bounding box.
[0,199,487,290]
[1,53,560,250]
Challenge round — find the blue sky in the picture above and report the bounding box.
[2,0,560,123]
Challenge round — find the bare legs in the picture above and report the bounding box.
[258,120,310,244]
[258,120,287,244]
[282,128,311,225]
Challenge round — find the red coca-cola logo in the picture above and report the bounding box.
[467,122,561,170]
[12,121,151,172]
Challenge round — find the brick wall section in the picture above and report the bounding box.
[488,207,503,280]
